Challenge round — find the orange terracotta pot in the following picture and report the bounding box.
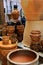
[0,41,17,65]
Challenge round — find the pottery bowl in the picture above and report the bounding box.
[7,49,39,65]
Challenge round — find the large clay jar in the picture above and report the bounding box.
[30,30,41,42]
[11,5,19,20]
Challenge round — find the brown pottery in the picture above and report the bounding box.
[7,49,39,65]
[30,30,41,42]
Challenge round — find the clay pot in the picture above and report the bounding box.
[2,36,9,45]
[0,41,17,65]
[7,26,15,35]
[11,5,19,20]
[7,49,39,65]
[17,25,24,34]
[10,34,17,44]
[30,30,41,42]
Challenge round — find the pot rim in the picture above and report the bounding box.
[7,49,39,65]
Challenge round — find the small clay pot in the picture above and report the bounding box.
[2,36,9,45]
[17,25,24,34]
[10,34,17,44]
[7,26,15,34]
[30,30,41,42]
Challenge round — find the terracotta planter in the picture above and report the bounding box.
[30,30,41,42]
[7,49,39,65]
[11,5,19,20]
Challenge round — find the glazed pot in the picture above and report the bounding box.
[30,30,41,42]
[7,49,39,65]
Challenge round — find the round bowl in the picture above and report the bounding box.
[7,49,39,65]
